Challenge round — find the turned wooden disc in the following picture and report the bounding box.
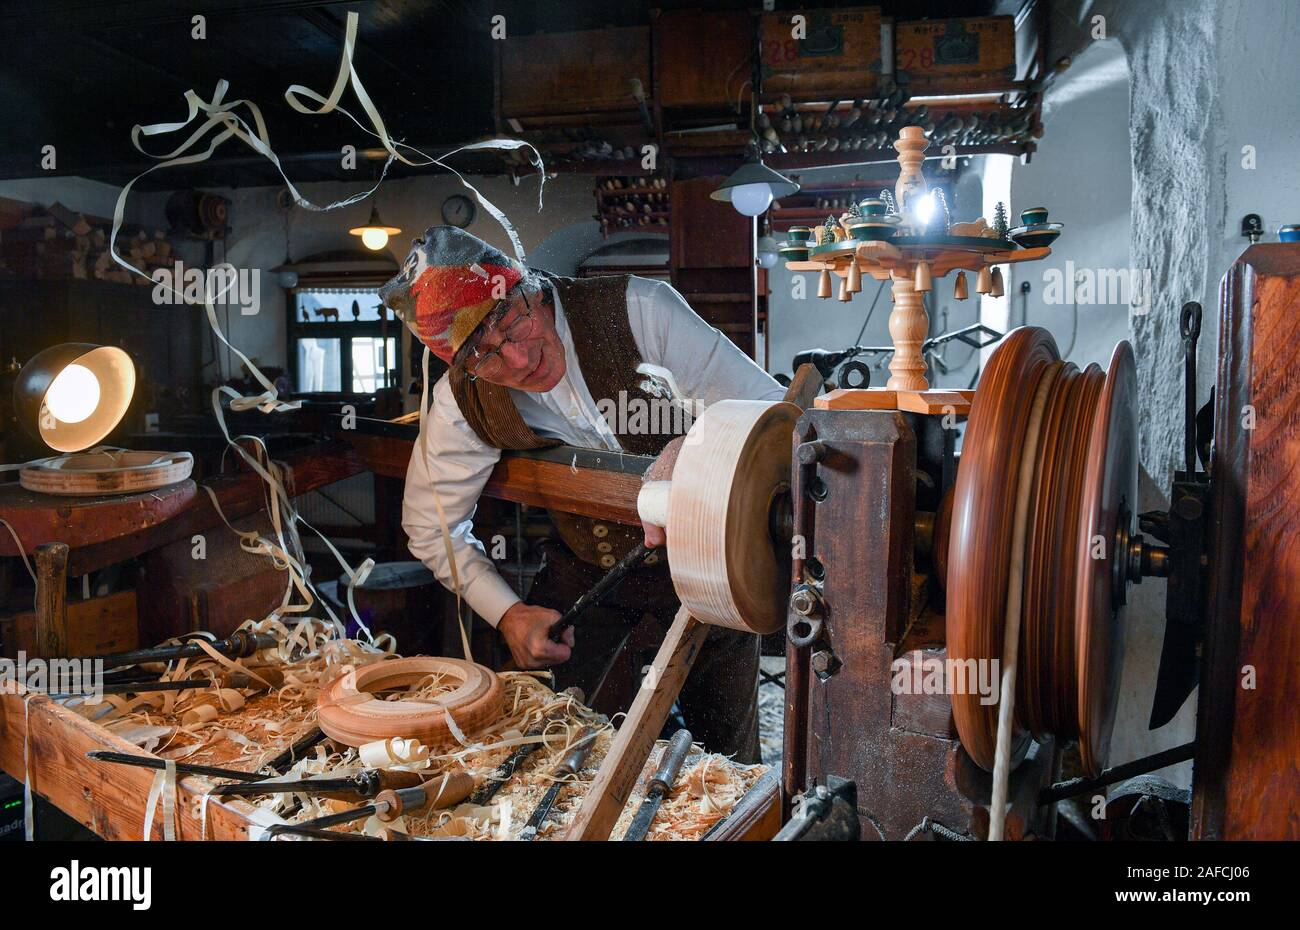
[317,656,502,748]
[20,450,193,496]
[947,327,1058,771]
[1075,342,1138,776]
[666,399,800,634]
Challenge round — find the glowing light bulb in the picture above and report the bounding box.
[913,192,936,226]
[45,364,100,424]
[361,227,390,251]
[730,183,775,217]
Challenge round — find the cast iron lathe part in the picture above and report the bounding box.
[774,776,860,841]
[1038,741,1196,806]
[1143,301,1213,729]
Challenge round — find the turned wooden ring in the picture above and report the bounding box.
[316,656,502,749]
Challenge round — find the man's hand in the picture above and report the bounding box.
[498,602,573,668]
[642,521,666,548]
[641,436,685,548]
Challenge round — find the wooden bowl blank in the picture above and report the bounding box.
[665,399,800,635]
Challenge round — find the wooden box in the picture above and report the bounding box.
[760,7,883,99]
[895,16,1017,94]
[655,9,754,110]
[499,27,651,119]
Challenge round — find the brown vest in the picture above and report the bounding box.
[448,274,675,566]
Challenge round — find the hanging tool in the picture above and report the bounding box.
[621,728,692,841]
[262,771,477,839]
[519,727,599,840]
[547,542,654,642]
[68,630,277,670]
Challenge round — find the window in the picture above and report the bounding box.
[288,287,399,395]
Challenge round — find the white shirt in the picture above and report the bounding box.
[402,275,784,626]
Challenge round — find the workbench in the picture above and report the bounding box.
[0,647,778,841]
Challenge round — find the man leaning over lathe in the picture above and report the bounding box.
[379,226,783,762]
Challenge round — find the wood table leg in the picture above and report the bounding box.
[563,607,709,840]
[35,542,70,659]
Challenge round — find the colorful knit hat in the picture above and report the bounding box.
[379,226,525,364]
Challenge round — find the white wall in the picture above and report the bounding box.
[1008,39,1132,370]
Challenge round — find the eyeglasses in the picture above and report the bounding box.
[463,290,538,381]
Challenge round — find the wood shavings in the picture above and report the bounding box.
[609,746,769,841]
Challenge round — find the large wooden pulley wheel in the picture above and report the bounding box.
[638,399,800,634]
[317,656,503,748]
[947,327,1138,776]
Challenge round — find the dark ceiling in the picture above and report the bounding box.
[0,0,1007,191]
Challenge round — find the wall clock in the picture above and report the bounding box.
[441,194,476,228]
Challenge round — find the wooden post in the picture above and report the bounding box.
[35,542,70,658]
[564,607,709,840]
[887,269,930,391]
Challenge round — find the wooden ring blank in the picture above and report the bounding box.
[20,450,193,496]
[317,656,502,748]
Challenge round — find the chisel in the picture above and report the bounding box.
[621,728,693,841]
[464,693,587,807]
[547,542,654,642]
[519,726,599,841]
[212,767,431,801]
[262,770,476,839]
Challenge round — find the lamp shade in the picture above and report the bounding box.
[349,205,401,252]
[14,343,136,453]
[711,159,800,216]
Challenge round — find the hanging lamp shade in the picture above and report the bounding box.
[711,156,800,217]
[14,343,136,453]
[349,205,401,251]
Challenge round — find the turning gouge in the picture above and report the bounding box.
[519,727,599,840]
[621,728,693,841]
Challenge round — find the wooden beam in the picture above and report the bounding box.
[34,543,69,659]
[564,608,709,840]
[347,431,647,525]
